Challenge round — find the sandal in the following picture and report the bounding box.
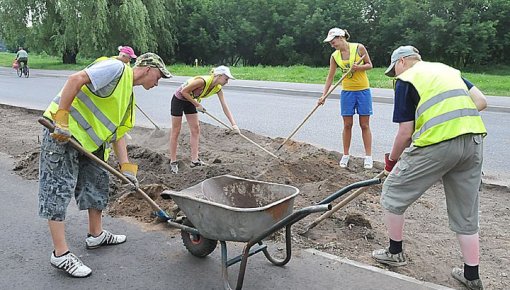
[339,155,350,168]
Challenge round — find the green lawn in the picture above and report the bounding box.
[1,52,508,96]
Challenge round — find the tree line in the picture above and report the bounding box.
[1,0,508,68]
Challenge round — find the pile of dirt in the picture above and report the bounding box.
[5,104,509,289]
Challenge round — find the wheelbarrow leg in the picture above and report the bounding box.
[261,225,292,266]
[221,241,233,290]
[220,241,255,290]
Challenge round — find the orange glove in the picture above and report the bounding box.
[120,163,139,189]
[50,109,71,143]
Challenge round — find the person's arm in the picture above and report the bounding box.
[112,136,129,164]
[468,86,487,111]
[389,121,414,161]
[58,70,92,110]
[217,90,237,127]
[351,44,373,72]
[462,77,487,111]
[318,56,337,105]
[112,136,139,187]
[181,78,205,110]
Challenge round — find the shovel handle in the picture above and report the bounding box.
[38,118,170,219]
[277,55,366,151]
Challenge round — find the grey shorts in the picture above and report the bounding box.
[381,134,483,235]
[38,128,109,221]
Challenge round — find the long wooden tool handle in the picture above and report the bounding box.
[303,170,385,233]
[277,55,366,151]
[38,118,169,218]
[203,111,279,159]
[135,103,161,130]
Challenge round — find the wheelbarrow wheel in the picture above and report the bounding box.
[181,218,217,257]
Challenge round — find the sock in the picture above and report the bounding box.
[464,264,480,280]
[54,250,70,257]
[389,239,403,254]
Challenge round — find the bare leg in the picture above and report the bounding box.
[384,211,405,241]
[169,116,183,161]
[457,233,480,265]
[48,220,69,256]
[342,116,353,156]
[359,115,372,156]
[88,208,103,237]
[185,113,200,161]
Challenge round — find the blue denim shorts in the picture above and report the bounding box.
[340,88,373,116]
[38,128,109,221]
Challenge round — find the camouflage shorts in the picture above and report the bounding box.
[38,128,109,221]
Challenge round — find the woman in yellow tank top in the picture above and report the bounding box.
[319,27,374,169]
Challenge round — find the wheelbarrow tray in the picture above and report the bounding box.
[163,175,299,242]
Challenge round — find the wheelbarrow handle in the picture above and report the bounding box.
[318,177,381,205]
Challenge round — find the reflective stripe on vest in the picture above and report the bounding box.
[51,93,117,147]
[397,61,486,147]
[43,61,134,157]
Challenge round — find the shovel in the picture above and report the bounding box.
[277,55,366,151]
[38,117,171,220]
[201,110,280,159]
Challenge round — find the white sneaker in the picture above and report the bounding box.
[85,230,126,249]
[169,161,179,174]
[339,155,350,168]
[364,156,373,169]
[50,251,92,278]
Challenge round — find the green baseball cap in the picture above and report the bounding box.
[134,52,173,78]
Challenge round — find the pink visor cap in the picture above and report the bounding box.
[118,46,137,59]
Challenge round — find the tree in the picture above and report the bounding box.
[0,0,181,63]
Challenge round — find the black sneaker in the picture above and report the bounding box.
[190,158,206,167]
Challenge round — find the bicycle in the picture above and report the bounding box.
[17,62,30,78]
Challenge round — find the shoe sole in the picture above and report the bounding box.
[51,263,92,278]
[373,258,407,267]
[86,239,127,250]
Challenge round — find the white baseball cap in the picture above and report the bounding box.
[323,28,346,42]
[213,65,235,79]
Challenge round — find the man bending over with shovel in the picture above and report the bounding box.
[39,53,172,277]
[372,46,487,290]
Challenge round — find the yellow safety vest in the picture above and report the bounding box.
[182,75,222,103]
[397,61,487,147]
[332,43,369,91]
[43,59,135,160]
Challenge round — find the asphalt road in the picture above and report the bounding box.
[0,67,508,186]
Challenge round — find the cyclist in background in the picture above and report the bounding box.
[16,47,29,68]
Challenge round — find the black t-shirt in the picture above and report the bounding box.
[392,78,474,123]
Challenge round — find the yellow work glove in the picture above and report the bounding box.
[120,163,139,189]
[50,109,71,143]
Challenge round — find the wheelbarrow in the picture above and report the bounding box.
[162,175,381,290]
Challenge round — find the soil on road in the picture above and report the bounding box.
[3,104,509,289]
